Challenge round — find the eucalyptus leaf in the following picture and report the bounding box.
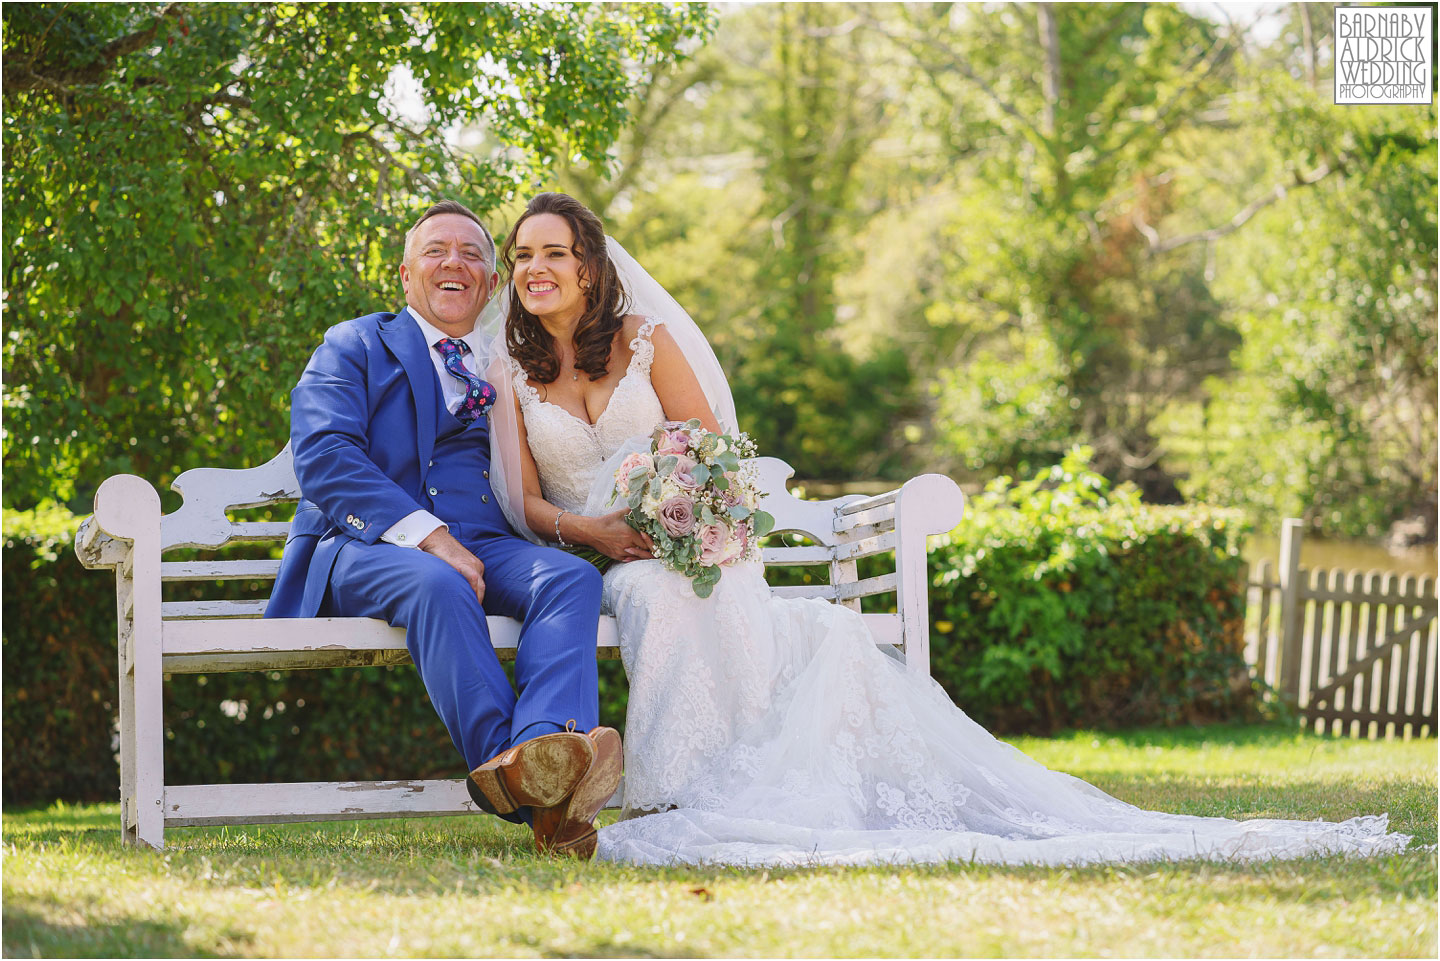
[751,510,775,537]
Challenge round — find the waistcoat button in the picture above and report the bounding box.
[428,487,438,496]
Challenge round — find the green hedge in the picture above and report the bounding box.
[3,452,1253,805]
[925,449,1254,732]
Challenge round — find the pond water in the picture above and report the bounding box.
[1243,534,1436,578]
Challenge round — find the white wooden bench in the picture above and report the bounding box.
[74,445,965,849]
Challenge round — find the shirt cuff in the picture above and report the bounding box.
[381,510,446,548]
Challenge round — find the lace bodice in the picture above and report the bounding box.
[510,318,666,514]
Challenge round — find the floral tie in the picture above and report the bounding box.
[434,338,497,425]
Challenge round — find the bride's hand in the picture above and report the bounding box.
[584,508,654,562]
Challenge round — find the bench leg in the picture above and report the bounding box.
[132,656,165,850]
[117,616,137,843]
[96,474,166,849]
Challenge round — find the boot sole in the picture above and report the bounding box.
[470,732,594,815]
[535,727,623,857]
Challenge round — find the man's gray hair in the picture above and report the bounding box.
[404,199,495,269]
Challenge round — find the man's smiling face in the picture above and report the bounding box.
[399,213,499,336]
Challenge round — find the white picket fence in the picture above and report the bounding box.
[1245,519,1437,739]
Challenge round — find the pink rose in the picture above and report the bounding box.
[656,429,692,457]
[617,451,654,482]
[658,497,696,538]
[670,454,700,489]
[720,523,749,565]
[698,523,728,566]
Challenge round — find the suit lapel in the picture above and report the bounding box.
[379,308,438,472]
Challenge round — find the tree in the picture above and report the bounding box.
[555,3,918,480]
[2,2,713,510]
[886,2,1254,497]
[1154,6,1437,539]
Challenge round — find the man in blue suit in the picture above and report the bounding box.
[267,200,620,859]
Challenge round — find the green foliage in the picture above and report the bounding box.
[2,517,120,804]
[1156,66,1437,537]
[2,2,712,511]
[926,448,1254,732]
[559,3,917,481]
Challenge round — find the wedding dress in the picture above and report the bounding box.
[508,319,1413,868]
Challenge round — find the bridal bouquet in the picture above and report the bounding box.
[610,419,775,597]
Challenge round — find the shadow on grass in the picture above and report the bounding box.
[3,803,118,833]
[541,941,698,959]
[2,902,245,958]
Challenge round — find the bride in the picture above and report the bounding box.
[482,192,1411,867]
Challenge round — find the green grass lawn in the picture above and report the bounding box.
[5,724,1435,958]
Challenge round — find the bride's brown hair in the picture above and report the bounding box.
[501,192,629,383]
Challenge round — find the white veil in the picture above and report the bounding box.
[478,236,738,543]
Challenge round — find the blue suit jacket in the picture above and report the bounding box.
[267,307,462,619]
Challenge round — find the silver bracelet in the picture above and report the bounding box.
[554,508,570,547]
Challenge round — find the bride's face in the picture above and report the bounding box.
[513,213,587,326]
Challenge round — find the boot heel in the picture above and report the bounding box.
[549,826,599,859]
[469,756,519,814]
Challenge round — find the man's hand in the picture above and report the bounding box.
[418,528,486,606]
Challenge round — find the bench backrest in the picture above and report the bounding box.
[78,444,964,672]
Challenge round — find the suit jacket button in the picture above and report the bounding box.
[429,487,438,496]
[481,495,489,503]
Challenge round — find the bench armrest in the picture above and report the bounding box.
[73,474,164,571]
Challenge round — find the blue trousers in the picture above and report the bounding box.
[325,532,603,775]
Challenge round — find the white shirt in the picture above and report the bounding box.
[380,308,491,549]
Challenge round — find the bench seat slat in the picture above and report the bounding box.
[835,530,898,562]
[835,572,898,601]
[164,615,621,655]
[163,599,270,619]
[834,517,895,542]
[158,612,903,671]
[769,585,837,600]
[162,560,282,582]
[836,490,899,516]
[760,546,833,566]
[164,778,479,826]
